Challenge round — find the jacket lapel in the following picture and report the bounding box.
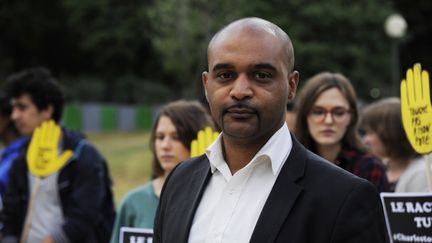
[250,136,307,243]
[178,156,212,242]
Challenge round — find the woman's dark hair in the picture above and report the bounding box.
[150,100,215,177]
[5,67,64,122]
[294,72,363,153]
[359,97,419,162]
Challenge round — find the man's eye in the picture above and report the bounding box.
[15,104,27,111]
[217,72,234,80]
[252,72,272,80]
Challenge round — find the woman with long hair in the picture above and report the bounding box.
[110,100,215,243]
[295,72,389,192]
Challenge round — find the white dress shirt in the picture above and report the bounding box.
[189,124,292,243]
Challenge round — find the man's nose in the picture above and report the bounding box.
[230,74,253,100]
[11,108,19,121]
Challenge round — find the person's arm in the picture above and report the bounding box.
[330,180,389,243]
[1,154,26,241]
[54,144,112,242]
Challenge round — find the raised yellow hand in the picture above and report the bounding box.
[400,63,432,154]
[190,127,219,157]
[27,120,74,177]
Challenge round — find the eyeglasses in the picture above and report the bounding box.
[308,107,351,123]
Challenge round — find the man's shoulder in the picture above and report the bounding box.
[300,148,371,191]
[171,155,209,177]
[161,155,210,195]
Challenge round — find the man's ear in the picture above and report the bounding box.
[288,71,299,100]
[41,104,54,121]
[202,71,209,102]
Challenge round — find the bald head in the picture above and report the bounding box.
[208,17,295,71]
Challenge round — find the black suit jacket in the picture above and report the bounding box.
[154,136,388,243]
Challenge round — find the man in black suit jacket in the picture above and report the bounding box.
[154,17,388,243]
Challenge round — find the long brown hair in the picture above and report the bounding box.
[150,100,215,177]
[294,72,363,153]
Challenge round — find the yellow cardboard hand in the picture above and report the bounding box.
[190,127,219,157]
[400,63,432,154]
[27,120,74,177]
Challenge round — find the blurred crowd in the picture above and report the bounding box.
[0,17,430,243]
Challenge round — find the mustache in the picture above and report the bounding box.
[223,101,257,114]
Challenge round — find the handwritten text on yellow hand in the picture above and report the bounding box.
[400,63,432,154]
[27,120,74,177]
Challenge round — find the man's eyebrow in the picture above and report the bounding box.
[12,102,26,108]
[212,63,234,72]
[253,63,277,71]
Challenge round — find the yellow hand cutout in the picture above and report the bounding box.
[190,127,219,157]
[27,120,74,177]
[400,63,432,154]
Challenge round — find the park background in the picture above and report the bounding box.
[1,0,431,205]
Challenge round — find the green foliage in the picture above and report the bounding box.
[1,0,430,102]
[0,0,74,77]
[393,0,432,77]
[113,74,172,104]
[62,76,106,102]
[242,0,395,100]
[147,0,251,98]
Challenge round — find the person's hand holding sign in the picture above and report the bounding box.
[21,120,75,242]
[190,127,219,157]
[400,63,432,154]
[27,120,74,177]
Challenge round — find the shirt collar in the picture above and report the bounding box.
[206,124,292,175]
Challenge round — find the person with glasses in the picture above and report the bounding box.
[295,72,389,192]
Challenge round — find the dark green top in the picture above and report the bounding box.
[110,181,159,243]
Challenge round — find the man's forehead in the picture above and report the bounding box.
[207,20,293,71]
[210,25,277,49]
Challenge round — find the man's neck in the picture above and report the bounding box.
[221,136,267,175]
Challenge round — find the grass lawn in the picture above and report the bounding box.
[87,130,152,206]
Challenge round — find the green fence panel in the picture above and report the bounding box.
[136,106,152,130]
[63,104,81,131]
[100,106,117,131]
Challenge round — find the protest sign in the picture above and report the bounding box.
[400,63,432,191]
[27,120,73,177]
[381,193,432,243]
[190,126,219,157]
[120,227,153,243]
